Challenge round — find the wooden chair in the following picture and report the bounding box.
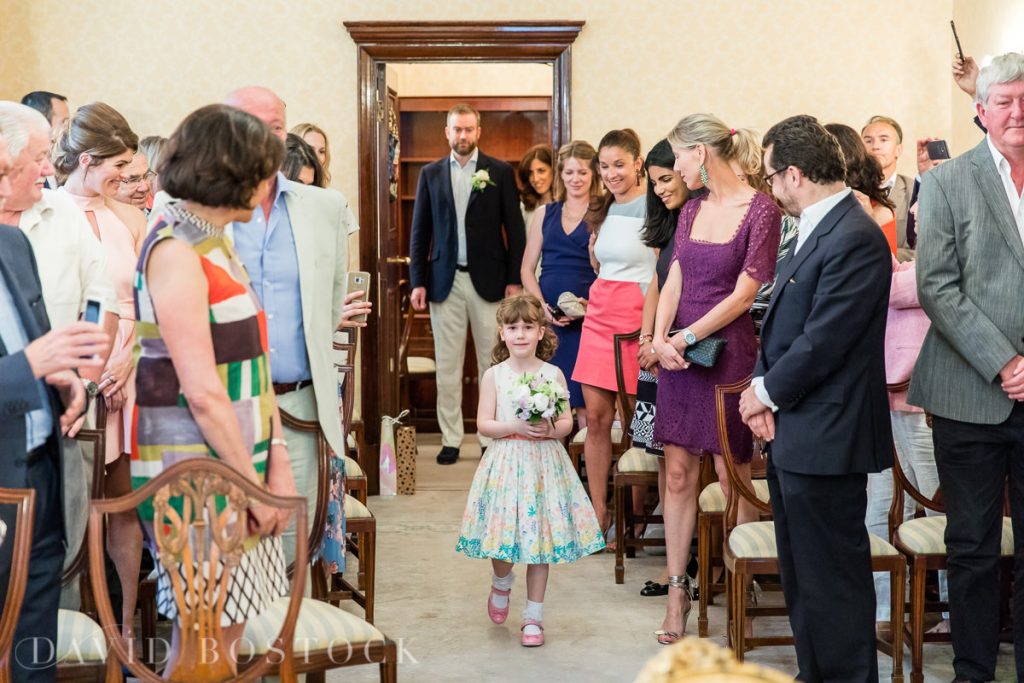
[611,329,663,584]
[0,487,36,683]
[57,403,115,682]
[397,281,436,415]
[334,328,368,506]
[717,379,905,681]
[885,380,1012,683]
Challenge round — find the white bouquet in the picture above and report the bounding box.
[511,372,569,426]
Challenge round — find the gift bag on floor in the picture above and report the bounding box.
[396,425,417,495]
[379,410,409,497]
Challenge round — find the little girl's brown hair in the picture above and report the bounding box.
[490,293,559,365]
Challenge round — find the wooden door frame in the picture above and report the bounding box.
[345,21,584,493]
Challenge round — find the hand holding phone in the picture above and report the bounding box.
[926,140,951,161]
[344,271,372,323]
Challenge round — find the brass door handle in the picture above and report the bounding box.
[385,256,411,265]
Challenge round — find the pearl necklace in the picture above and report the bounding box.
[167,203,223,237]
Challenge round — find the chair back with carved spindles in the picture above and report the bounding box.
[0,488,35,683]
[88,459,308,682]
[612,329,641,452]
[885,379,944,539]
[714,377,773,533]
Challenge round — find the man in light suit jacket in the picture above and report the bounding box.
[862,115,915,261]
[409,103,526,464]
[740,115,893,683]
[1,139,108,678]
[909,53,1024,683]
[224,87,353,564]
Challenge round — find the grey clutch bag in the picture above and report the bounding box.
[668,328,727,368]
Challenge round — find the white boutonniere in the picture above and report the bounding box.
[471,169,496,193]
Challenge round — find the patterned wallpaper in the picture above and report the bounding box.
[0,0,981,218]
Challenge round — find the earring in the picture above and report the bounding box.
[699,164,709,186]
[636,169,643,186]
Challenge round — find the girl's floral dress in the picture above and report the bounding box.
[455,361,605,564]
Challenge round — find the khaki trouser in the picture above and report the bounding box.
[429,271,499,449]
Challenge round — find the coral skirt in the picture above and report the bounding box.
[571,278,643,394]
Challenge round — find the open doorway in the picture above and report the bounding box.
[345,21,583,493]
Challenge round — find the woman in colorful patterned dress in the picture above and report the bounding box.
[131,104,297,671]
[456,294,604,647]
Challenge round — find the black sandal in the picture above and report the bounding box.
[641,581,669,597]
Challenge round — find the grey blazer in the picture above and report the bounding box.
[909,139,1024,424]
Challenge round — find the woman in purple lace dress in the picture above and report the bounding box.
[650,114,781,644]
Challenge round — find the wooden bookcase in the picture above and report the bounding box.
[397,95,552,433]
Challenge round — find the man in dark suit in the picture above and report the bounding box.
[739,115,893,682]
[409,103,526,464]
[910,53,1024,683]
[0,133,109,682]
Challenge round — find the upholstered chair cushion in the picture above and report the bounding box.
[616,448,660,473]
[898,515,1013,556]
[728,522,899,559]
[240,597,384,656]
[699,480,771,513]
[56,609,107,663]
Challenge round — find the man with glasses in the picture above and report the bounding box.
[112,152,156,211]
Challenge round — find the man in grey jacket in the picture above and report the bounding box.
[910,52,1024,683]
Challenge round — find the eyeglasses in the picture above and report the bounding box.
[119,170,157,186]
[765,166,786,185]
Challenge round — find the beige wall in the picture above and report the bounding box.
[1,0,978,214]
[388,62,551,98]
[950,0,1024,155]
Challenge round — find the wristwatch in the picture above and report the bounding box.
[82,379,99,399]
[681,328,698,345]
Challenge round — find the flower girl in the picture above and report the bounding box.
[455,294,605,647]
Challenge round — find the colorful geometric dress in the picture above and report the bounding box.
[131,204,288,624]
[455,361,606,564]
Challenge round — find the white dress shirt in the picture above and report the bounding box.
[450,147,479,266]
[987,135,1024,246]
[752,187,852,411]
[17,189,118,330]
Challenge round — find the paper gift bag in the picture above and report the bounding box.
[396,425,417,495]
[379,410,409,497]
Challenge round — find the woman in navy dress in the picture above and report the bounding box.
[521,140,603,417]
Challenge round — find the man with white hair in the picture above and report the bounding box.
[222,86,355,565]
[910,51,1024,683]
[0,101,118,583]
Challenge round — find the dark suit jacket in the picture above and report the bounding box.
[0,225,64,489]
[409,151,526,303]
[755,193,893,475]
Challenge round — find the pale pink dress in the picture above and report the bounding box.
[62,189,139,464]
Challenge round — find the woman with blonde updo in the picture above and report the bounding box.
[54,101,147,645]
[291,122,332,186]
[650,114,781,644]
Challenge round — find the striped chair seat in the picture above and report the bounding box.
[699,480,771,513]
[56,609,107,663]
[898,515,1013,555]
[344,455,364,478]
[344,495,373,520]
[572,426,623,444]
[407,356,436,374]
[617,447,660,473]
[728,521,899,559]
[240,597,384,656]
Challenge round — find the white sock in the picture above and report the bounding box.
[522,600,543,635]
[491,571,514,609]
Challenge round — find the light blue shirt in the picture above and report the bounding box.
[232,173,311,383]
[0,274,53,451]
[450,148,479,266]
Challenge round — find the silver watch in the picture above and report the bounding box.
[681,328,698,345]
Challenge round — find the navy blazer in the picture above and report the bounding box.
[0,225,64,489]
[755,193,894,475]
[408,151,526,303]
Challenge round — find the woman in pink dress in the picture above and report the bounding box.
[54,102,146,644]
[572,129,655,535]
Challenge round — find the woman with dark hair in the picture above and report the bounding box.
[133,104,297,672]
[520,140,602,420]
[518,144,554,228]
[825,122,897,254]
[572,128,655,539]
[283,132,325,187]
[631,139,689,595]
[54,101,146,644]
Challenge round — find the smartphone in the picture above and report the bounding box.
[926,140,951,161]
[950,20,964,62]
[83,298,103,324]
[345,271,371,323]
[548,304,567,320]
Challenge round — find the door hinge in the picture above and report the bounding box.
[376,92,384,123]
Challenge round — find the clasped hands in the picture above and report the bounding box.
[653,334,691,372]
[1000,355,1024,401]
[739,385,776,442]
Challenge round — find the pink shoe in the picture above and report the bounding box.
[487,586,511,624]
[520,619,544,647]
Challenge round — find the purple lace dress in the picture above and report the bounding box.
[653,192,781,461]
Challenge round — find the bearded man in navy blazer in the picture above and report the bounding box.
[409,103,526,464]
[739,115,893,683]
